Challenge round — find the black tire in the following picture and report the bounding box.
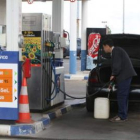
[86,95,95,112]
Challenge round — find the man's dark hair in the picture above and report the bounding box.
[103,39,114,47]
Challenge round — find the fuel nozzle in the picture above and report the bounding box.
[108,78,115,91]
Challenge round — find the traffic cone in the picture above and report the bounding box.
[16,77,34,123]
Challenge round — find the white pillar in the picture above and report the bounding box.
[6,0,22,54]
[70,0,77,74]
[52,0,65,105]
[52,0,64,36]
[81,0,88,71]
[52,0,64,59]
[77,0,80,38]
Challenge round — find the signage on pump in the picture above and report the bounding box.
[0,52,18,108]
[0,55,8,59]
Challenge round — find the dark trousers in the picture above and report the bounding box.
[117,78,132,120]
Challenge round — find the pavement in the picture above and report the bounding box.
[0,99,85,136]
[64,71,90,80]
[33,104,140,140]
[1,103,140,140]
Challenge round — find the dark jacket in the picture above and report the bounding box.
[111,47,137,83]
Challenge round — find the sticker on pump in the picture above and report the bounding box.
[0,51,19,120]
[0,65,18,108]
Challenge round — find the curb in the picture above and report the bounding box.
[64,75,89,80]
[0,102,85,136]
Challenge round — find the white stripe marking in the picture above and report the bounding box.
[19,104,30,113]
[55,109,62,117]
[43,114,50,120]
[0,125,11,136]
[34,121,44,133]
[20,87,28,95]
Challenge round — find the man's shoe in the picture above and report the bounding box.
[110,116,127,122]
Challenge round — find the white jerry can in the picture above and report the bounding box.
[94,97,110,119]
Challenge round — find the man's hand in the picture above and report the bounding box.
[110,76,115,81]
[108,76,115,90]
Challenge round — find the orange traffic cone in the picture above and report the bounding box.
[16,77,34,123]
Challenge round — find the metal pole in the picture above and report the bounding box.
[123,0,125,33]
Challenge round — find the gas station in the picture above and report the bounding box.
[0,0,89,135]
[0,0,140,139]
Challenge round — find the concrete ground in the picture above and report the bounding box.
[33,103,140,140]
[3,103,140,140]
[65,80,87,99]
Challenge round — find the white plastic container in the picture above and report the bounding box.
[94,97,110,119]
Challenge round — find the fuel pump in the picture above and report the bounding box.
[22,13,65,111]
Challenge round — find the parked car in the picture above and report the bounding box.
[63,38,81,58]
[86,34,140,111]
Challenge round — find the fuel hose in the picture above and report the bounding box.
[43,65,112,100]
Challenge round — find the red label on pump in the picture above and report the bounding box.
[88,33,101,58]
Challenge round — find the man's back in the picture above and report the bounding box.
[112,47,137,83]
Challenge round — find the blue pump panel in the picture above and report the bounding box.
[0,51,19,120]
